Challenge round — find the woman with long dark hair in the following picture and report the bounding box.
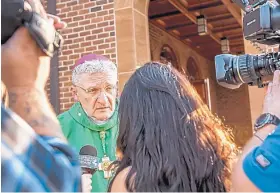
[109,62,237,192]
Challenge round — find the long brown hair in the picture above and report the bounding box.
[109,62,237,192]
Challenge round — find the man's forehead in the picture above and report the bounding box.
[80,72,117,85]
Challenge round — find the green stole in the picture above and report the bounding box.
[58,102,118,192]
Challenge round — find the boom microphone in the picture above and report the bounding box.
[79,145,99,175]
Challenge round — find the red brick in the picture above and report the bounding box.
[98,33,109,39]
[105,48,115,54]
[69,54,80,60]
[86,46,97,52]
[84,2,96,8]
[62,50,74,55]
[97,10,109,17]
[67,1,78,6]
[73,37,85,43]
[94,50,105,55]
[61,7,71,13]
[58,13,67,18]
[72,4,84,11]
[57,3,66,9]
[79,9,89,15]
[64,39,73,45]
[73,26,84,32]
[91,6,102,12]
[62,28,73,35]
[97,21,109,28]
[73,15,84,21]
[60,56,69,61]
[74,48,85,53]
[63,71,72,77]
[105,37,115,42]
[68,22,78,28]
[92,28,103,34]
[63,61,74,66]
[104,15,114,20]
[69,44,79,49]
[64,92,73,97]
[96,0,108,5]
[63,17,73,23]
[98,44,109,49]
[68,33,79,39]
[81,42,92,47]
[104,4,114,9]
[85,24,97,31]
[92,39,104,45]
[64,82,73,87]
[104,26,114,32]
[85,35,97,41]
[91,17,103,23]
[85,13,96,19]
[67,11,78,17]
[79,0,89,3]
[80,31,91,36]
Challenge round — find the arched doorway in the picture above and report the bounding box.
[160,45,179,69]
[186,57,211,109]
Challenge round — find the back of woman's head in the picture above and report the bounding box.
[114,62,236,192]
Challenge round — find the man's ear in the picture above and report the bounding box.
[71,86,78,102]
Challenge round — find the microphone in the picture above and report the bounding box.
[79,145,99,175]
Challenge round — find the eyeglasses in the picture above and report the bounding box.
[75,85,117,97]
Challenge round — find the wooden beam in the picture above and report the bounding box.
[180,33,199,40]
[166,22,194,31]
[188,1,223,12]
[221,0,242,27]
[208,13,232,22]
[149,10,181,20]
[213,24,241,33]
[168,0,221,44]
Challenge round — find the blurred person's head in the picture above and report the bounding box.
[72,54,117,122]
[111,62,237,192]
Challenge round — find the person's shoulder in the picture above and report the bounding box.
[110,167,132,192]
[57,109,71,120]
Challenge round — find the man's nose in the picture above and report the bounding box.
[96,91,109,104]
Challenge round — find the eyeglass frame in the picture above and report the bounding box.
[74,84,117,98]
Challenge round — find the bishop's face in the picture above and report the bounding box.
[73,72,117,121]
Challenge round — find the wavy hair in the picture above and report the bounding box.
[109,62,237,192]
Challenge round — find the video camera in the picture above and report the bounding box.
[1,0,63,57]
[215,0,280,89]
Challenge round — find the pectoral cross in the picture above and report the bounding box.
[98,156,112,179]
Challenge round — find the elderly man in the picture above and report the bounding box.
[58,54,118,192]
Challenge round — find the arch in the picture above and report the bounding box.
[160,44,179,69]
[186,57,201,81]
[114,0,151,91]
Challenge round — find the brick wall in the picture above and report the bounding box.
[54,0,116,112]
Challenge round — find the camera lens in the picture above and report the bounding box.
[215,53,279,89]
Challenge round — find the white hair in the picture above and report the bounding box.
[72,60,117,85]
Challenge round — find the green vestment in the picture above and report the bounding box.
[58,102,118,192]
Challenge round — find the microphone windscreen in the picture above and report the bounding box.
[79,145,99,172]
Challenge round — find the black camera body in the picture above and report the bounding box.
[1,0,63,57]
[242,0,280,45]
[215,0,280,89]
